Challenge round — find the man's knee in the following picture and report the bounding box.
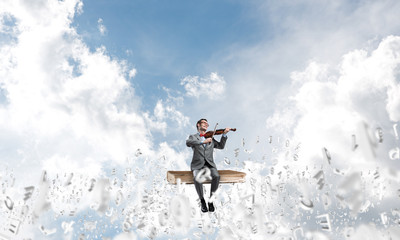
[211,169,220,179]
[214,175,220,182]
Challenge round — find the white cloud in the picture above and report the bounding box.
[144,98,190,136]
[262,38,400,237]
[260,36,400,234]
[128,67,137,78]
[199,0,400,142]
[97,18,106,35]
[0,0,156,183]
[2,0,400,239]
[267,35,400,174]
[0,3,196,238]
[180,72,226,100]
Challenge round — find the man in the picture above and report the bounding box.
[186,118,231,212]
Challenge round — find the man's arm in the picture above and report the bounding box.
[213,128,230,149]
[213,135,227,149]
[186,134,203,147]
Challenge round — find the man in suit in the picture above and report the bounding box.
[186,118,231,212]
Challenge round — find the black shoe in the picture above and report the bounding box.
[208,202,215,212]
[201,199,208,213]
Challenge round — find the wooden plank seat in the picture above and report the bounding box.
[167,170,246,184]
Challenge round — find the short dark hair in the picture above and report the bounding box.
[196,118,208,130]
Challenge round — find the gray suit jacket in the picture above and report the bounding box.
[186,133,227,171]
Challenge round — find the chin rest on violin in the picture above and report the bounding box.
[167,170,246,184]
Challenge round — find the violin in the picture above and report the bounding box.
[203,128,236,138]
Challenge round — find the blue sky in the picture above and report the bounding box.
[73,0,263,106]
[2,0,400,239]
[69,0,282,147]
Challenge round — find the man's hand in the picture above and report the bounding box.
[224,128,231,134]
[203,138,213,144]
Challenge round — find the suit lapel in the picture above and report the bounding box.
[195,135,204,150]
[197,134,209,150]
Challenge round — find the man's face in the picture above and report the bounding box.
[198,120,209,131]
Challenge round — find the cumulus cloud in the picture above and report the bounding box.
[254,36,400,240]
[0,0,158,183]
[0,2,195,238]
[153,100,189,128]
[200,0,400,143]
[267,35,400,207]
[180,72,226,100]
[2,0,400,239]
[268,36,400,165]
[144,91,190,137]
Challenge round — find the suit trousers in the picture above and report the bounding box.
[192,162,220,200]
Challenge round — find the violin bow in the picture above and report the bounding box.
[210,123,218,139]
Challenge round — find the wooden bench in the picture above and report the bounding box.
[167,170,246,184]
